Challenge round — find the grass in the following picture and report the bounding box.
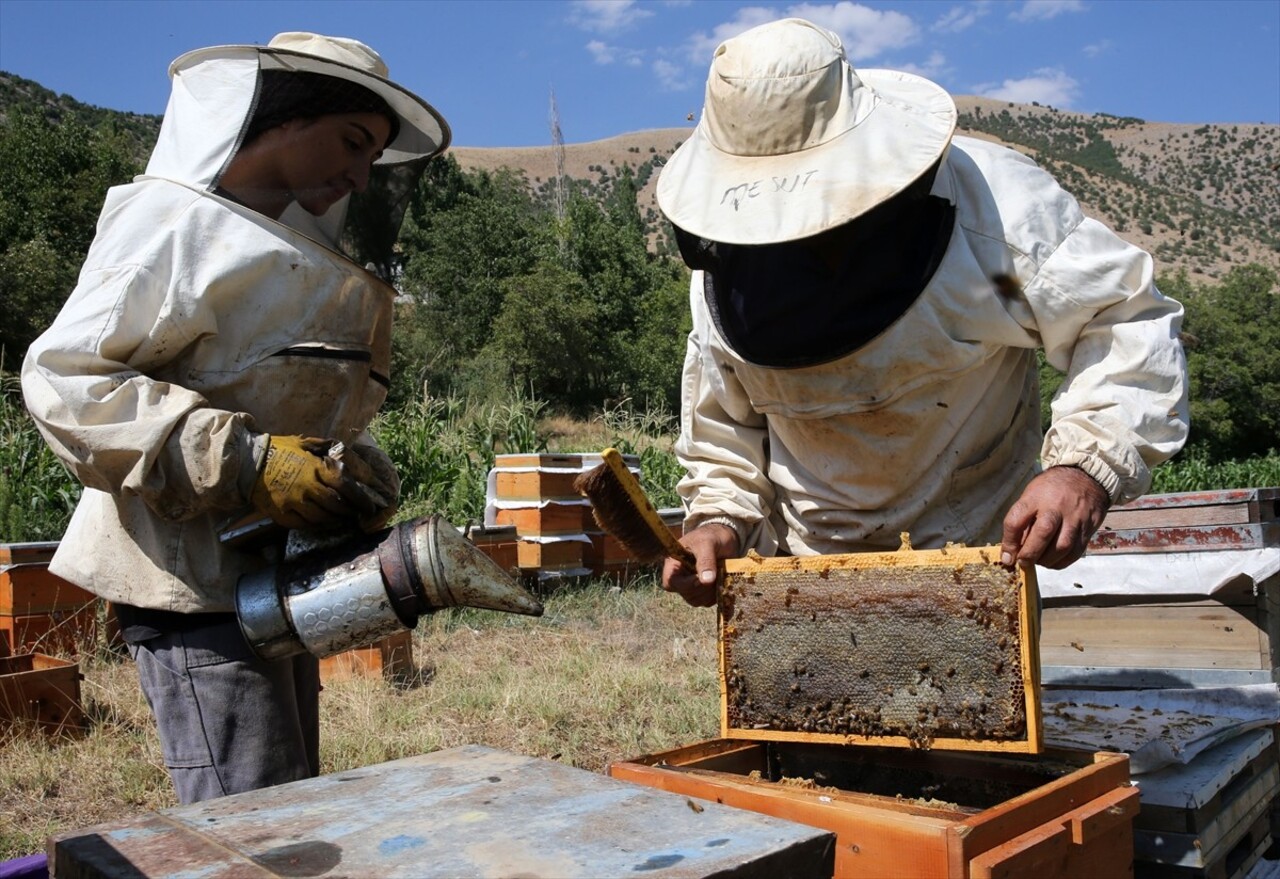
[0,574,720,860]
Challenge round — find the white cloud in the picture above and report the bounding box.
[685,5,780,66]
[586,39,644,66]
[1009,0,1086,23]
[974,68,1080,107]
[890,50,949,80]
[1083,38,1113,58]
[933,7,977,33]
[569,0,653,33]
[653,58,689,91]
[789,2,920,61]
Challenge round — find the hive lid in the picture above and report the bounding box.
[718,544,1043,753]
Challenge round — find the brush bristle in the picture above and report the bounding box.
[574,463,672,564]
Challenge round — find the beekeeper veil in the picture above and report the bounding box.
[147,32,451,280]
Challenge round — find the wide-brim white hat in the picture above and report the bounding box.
[658,18,956,246]
[170,31,450,165]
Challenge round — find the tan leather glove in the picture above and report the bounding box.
[250,435,365,531]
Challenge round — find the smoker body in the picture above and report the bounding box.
[236,515,542,661]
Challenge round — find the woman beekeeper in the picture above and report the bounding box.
[21,32,450,803]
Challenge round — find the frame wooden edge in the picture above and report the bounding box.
[1021,563,1044,754]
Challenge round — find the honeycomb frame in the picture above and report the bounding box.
[718,545,1043,753]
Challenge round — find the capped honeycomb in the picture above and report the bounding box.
[719,547,1036,750]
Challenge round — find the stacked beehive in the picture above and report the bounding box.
[484,452,681,582]
[0,543,88,732]
[488,453,595,581]
[1038,487,1280,879]
[1,542,97,656]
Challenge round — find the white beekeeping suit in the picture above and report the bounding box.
[22,35,449,612]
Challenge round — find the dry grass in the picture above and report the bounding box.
[0,575,719,860]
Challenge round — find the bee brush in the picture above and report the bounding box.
[574,448,695,568]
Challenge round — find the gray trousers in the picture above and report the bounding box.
[129,615,320,804]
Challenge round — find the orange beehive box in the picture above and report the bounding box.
[495,502,592,536]
[465,524,521,574]
[0,606,98,656]
[0,652,86,733]
[492,454,594,502]
[516,538,585,571]
[319,630,413,684]
[1,562,96,615]
[609,739,1137,879]
[491,452,641,503]
[583,531,635,569]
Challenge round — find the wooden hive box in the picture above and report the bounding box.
[610,738,1137,879]
[494,501,593,537]
[464,523,520,574]
[516,536,587,572]
[719,545,1042,753]
[2,560,99,656]
[1132,726,1276,879]
[318,630,413,684]
[0,652,86,733]
[1041,487,1280,690]
[1087,488,1279,555]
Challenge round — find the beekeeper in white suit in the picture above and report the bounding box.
[22,33,449,802]
[659,18,1190,607]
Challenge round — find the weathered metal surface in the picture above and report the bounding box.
[50,745,835,879]
[719,546,1041,752]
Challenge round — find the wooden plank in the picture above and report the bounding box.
[1088,522,1279,553]
[0,652,85,732]
[1040,604,1265,670]
[0,542,60,566]
[1100,488,1279,530]
[52,745,836,879]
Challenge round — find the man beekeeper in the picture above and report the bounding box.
[22,33,449,802]
[659,18,1189,607]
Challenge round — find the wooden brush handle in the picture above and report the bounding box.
[602,449,696,567]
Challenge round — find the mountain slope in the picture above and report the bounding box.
[3,69,1276,280]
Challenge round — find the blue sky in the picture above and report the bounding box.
[1,0,1276,147]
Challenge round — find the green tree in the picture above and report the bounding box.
[0,108,139,358]
[394,167,552,403]
[1178,264,1280,459]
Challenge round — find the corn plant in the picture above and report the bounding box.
[0,369,80,541]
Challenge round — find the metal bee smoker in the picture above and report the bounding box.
[235,514,543,661]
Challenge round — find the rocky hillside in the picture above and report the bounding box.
[4,69,1276,281]
[451,99,1280,281]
